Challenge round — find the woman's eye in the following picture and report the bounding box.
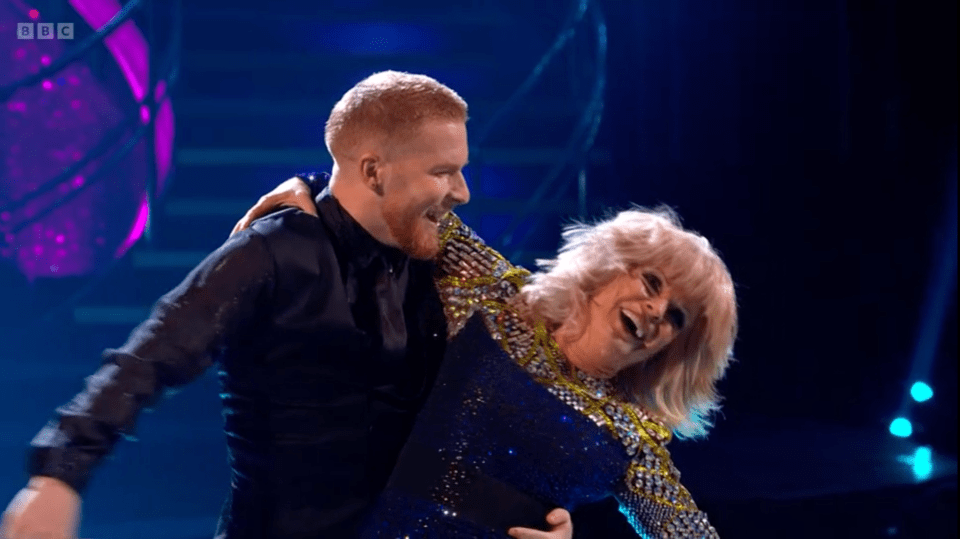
[642,273,662,294]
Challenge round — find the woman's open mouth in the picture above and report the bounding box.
[620,309,645,341]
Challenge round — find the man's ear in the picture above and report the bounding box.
[360,155,384,196]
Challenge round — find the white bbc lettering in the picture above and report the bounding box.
[57,22,74,39]
[16,21,75,40]
[17,22,35,39]
[37,22,55,39]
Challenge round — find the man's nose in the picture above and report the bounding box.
[449,171,470,206]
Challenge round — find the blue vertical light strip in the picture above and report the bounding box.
[905,158,957,392]
[578,168,587,218]
[893,147,958,434]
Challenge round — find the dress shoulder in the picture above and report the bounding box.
[434,212,530,339]
[434,213,718,537]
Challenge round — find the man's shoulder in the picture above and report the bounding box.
[245,208,335,269]
[249,208,330,244]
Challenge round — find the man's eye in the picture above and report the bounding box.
[666,308,685,330]
[642,273,662,294]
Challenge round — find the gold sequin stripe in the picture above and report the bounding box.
[624,459,699,512]
[525,322,691,501]
[435,214,696,511]
[469,298,693,510]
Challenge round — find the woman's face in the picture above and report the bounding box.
[557,270,689,379]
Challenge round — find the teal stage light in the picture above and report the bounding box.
[889,417,913,438]
[896,446,934,481]
[910,381,934,402]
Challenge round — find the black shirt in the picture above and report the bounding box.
[28,188,447,537]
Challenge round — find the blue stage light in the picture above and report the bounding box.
[912,446,933,481]
[896,446,934,481]
[910,381,934,402]
[889,417,913,438]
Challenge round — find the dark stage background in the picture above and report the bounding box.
[0,0,956,537]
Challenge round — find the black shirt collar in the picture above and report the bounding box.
[315,185,408,274]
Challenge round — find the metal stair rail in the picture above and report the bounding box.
[472,0,608,263]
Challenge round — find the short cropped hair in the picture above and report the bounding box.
[517,207,738,439]
[324,70,468,159]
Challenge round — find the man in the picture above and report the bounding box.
[1,72,571,539]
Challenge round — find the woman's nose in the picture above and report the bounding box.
[645,297,668,321]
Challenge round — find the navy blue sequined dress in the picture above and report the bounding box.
[359,215,720,538]
[362,313,627,537]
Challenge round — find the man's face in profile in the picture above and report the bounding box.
[378,119,470,259]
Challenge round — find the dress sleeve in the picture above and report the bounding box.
[296,171,328,199]
[433,213,531,338]
[27,229,276,494]
[613,441,720,538]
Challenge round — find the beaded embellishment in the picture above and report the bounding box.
[433,213,719,538]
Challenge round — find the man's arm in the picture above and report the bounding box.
[1,229,276,538]
[29,229,275,491]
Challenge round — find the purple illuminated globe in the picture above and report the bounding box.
[0,0,174,282]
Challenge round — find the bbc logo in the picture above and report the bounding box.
[17,22,74,40]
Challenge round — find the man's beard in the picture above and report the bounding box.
[383,202,441,260]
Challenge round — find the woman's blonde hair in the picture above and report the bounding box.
[517,207,738,439]
[324,70,468,160]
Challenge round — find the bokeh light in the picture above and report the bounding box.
[909,381,934,403]
[888,417,913,438]
[896,446,934,481]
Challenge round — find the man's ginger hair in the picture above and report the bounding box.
[324,71,468,161]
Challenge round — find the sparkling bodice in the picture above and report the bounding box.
[361,214,719,538]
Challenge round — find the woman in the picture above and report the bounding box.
[238,188,737,538]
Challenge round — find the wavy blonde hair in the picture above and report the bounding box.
[324,70,468,160]
[516,207,738,439]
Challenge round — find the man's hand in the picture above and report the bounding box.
[0,476,81,539]
[508,508,573,539]
[230,176,318,236]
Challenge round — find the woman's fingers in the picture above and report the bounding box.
[508,508,572,539]
[230,183,318,237]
